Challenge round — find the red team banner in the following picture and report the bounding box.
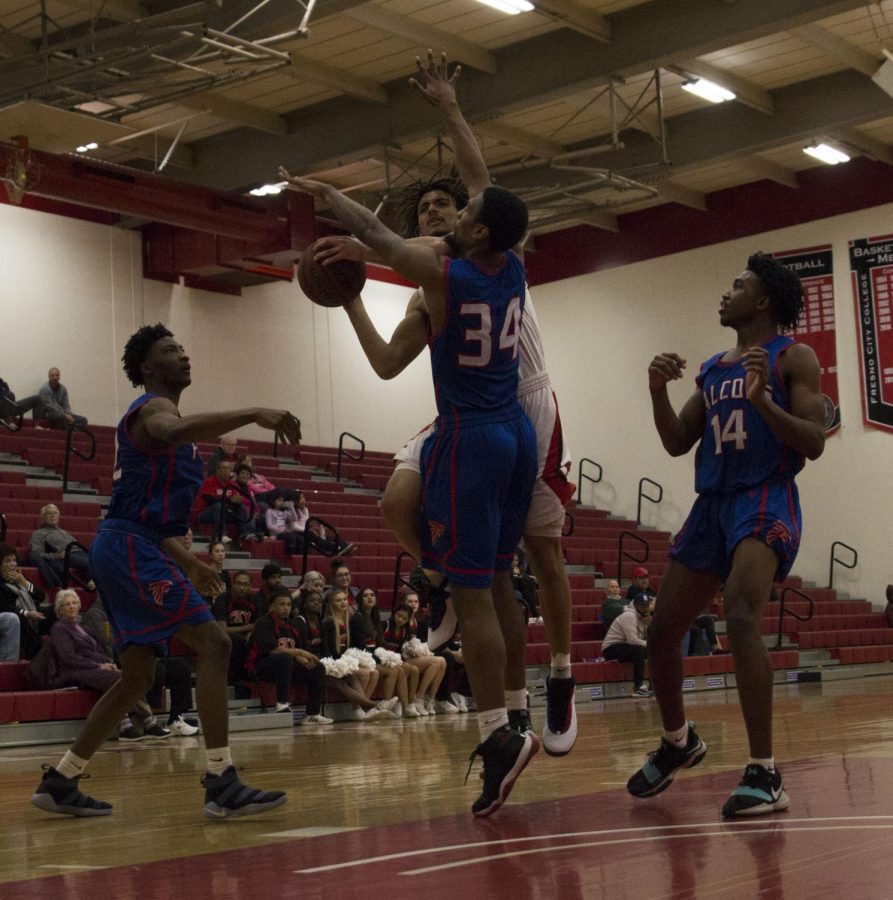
[772,245,841,434]
[850,234,893,432]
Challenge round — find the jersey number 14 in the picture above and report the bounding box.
[458,297,522,367]
[710,409,747,453]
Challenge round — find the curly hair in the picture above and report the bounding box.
[121,323,173,388]
[393,177,468,238]
[746,252,804,332]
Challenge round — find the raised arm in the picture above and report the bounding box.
[343,294,429,379]
[410,51,490,197]
[648,353,706,457]
[745,343,826,460]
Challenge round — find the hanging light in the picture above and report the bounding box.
[681,78,736,103]
[802,142,850,165]
[475,0,535,15]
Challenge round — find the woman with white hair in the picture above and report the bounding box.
[50,590,170,741]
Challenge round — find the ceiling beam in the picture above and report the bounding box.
[791,24,880,77]
[475,121,564,159]
[827,126,893,165]
[534,0,611,43]
[284,54,388,105]
[112,134,194,169]
[345,6,497,75]
[177,93,289,135]
[675,58,774,114]
[569,209,619,232]
[51,0,148,23]
[656,180,707,210]
[742,156,800,188]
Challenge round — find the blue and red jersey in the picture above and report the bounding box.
[694,334,805,493]
[103,393,203,539]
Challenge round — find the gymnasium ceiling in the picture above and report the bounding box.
[1,0,893,235]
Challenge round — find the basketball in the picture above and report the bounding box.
[297,240,367,307]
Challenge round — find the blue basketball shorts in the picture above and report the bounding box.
[419,413,537,588]
[669,481,802,582]
[90,525,215,652]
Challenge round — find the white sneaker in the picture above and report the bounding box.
[167,716,199,736]
[425,697,437,715]
[351,707,366,721]
[436,699,459,714]
[417,699,431,717]
[450,692,468,713]
[387,702,403,719]
[377,696,400,713]
[275,702,292,713]
[364,706,385,721]
[404,702,420,718]
[300,713,334,725]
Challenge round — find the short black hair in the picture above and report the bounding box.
[121,323,173,388]
[395,178,468,238]
[262,563,283,580]
[0,542,16,562]
[478,187,528,253]
[747,252,804,332]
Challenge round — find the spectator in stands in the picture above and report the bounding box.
[382,603,447,715]
[626,566,656,602]
[512,552,540,622]
[886,584,893,628]
[600,580,627,628]
[249,589,332,723]
[197,459,255,546]
[202,540,231,603]
[601,593,654,697]
[232,464,263,536]
[31,368,88,430]
[256,563,296,611]
[323,589,397,720]
[0,542,48,659]
[27,503,96,591]
[179,528,194,552]
[51,590,169,740]
[0,375,22,423]
[688,614,724,656]
[81,595,198,736]
[212,571,261,687]
[293,493,358,558]
[265,494,302,554]
[205,435,239,477]
[402,590,458,714]
[299,570,326,604]
[350,587,417,718]
[329,561,359,605]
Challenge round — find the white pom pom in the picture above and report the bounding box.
[374,647,403,668]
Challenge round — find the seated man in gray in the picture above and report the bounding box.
[32,368,87,429]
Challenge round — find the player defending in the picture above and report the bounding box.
[280,165,538,816]
[314,51,577,757]
[32,324,300,819]
[627,254,825,817]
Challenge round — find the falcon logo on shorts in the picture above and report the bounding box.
[428,520,445,545]
[765,520,793,547]
[148,580,173,606]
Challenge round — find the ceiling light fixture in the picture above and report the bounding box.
[802,142,850,165]
[475,0,535,15]
[75,142,99,153]
[249,182,286,196]
[681,78,736,103]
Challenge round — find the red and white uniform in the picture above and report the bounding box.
[394,288,574,537]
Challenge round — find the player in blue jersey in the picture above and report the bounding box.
[627,253,826,818]
[32,324,301,820]
[281,167,539,817]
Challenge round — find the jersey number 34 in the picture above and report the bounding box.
[458,297,522,367]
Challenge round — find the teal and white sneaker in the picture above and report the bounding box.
[627,723,707,798]
[721,764,789,818]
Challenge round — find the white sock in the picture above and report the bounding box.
[550,653,572,678]
[504,689,527,711]
[205,746,233,777]
[664,722,689,749]
[750,756,775,772]
[57,750,89,779]
[477,707,509,742]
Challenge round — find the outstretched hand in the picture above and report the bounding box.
[278,167,329,200]
[314,235,369,265]
[409,49,461,107]
[255,409,302,445]
[648,353,687,392]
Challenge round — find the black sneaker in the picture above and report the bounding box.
[543,675,577,757]
[465,725,539,817]
[627,723,707,798]
[202,766,288,820]
[426,581,457,652]
[31,765,112,817]
[142,723,172,740]
[721,764,789,818]
[508,708,533,734]
[118,726,143,742]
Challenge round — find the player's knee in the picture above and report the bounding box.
[723,605,761,643]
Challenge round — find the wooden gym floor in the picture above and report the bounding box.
[1,676,892,899]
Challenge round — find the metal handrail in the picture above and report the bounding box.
[62,540,90,589]
[562,510,574,537]
[773,586,815,649]
[391,551,416,609]
[0,513,6,543]
[577,457,602,504]
[62,424,96,493]
[272,431,280,459]
[636,477,663,525]
[299,514,344,577]
[335,432,365,482]
[828,541,857,590]
[617,529,649,582]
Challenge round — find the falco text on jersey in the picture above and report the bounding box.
[704,376,745,410]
